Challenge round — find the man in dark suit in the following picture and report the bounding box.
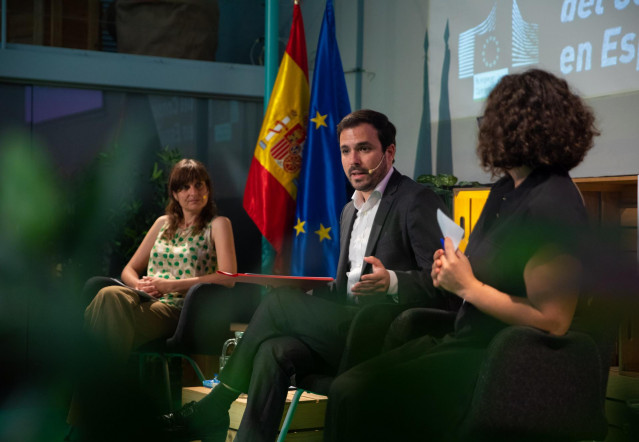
[160,109,453,442]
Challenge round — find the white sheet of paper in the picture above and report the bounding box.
[436,208,465,251]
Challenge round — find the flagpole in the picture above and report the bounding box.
[264,0,280,104]
[261,0,280,273]
[354,0,364,110]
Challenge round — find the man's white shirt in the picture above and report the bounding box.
[346,167,399,302]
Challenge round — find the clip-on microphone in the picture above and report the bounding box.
[368,156,385,174]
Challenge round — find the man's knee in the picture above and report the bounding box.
[254,337,314,375]
[257,288,307,319]
[264,287,303,304]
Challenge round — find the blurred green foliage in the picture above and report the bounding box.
[0,132,64,255]
[0,130,89,441]
[0,128,183,440]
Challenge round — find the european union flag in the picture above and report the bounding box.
[291,0,351,277]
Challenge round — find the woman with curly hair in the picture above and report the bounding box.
[67,158,236,433]
[324,69,599,441]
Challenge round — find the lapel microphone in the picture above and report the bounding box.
[368,156,385,174]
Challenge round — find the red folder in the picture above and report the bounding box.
[216,271,333,290]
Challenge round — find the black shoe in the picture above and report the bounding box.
[158,401,229,442]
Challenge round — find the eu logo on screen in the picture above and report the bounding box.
[458,1,539,101]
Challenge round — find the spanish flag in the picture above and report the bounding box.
[243,2,309,253]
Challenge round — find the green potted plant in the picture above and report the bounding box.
[105,146,183,275]
[416,173,482,212]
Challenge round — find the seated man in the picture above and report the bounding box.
[159,109,457,442]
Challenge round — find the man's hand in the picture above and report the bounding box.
[351,256,390,301]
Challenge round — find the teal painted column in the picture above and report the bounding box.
[261,0,279,275]
[1,0,7,49]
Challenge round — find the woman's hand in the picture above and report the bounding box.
[121,216,166,290]
[433,238,580,336]
[135,276,163,298]
[432,237,481,298]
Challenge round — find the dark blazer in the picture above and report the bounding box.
[326,169,451,307]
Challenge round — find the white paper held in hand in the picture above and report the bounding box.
[436,208,465,251]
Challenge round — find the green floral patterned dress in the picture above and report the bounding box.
[146,220,217,308]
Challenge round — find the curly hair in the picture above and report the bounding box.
[162,158,217,240]
[477,69,599,176]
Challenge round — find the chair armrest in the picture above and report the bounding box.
[459,325,609,441]
[338,303,407,373]
[382,308,456,351]
[165,283,233,354]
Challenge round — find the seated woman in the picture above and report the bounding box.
[67,158,236,428]
[323,69,599,441]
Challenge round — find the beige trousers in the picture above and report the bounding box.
[84,285,181,367]
[67,285,180,425]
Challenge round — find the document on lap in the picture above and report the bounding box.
[216,271,333,290]
[108,277,158,302]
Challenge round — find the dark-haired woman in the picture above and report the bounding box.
[67,159,236,428]
[323,69,599,441]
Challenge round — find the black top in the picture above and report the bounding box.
[454,168,588,341]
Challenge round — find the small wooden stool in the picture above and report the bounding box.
[182,386,327,441]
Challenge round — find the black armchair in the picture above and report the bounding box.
[460,325,610,441]
[383,305,618,442]
[137,282,261,411]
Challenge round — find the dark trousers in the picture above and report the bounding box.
[217,289,358,442]
[324,334,488,441]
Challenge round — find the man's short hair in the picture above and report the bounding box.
[337,109,396,152]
